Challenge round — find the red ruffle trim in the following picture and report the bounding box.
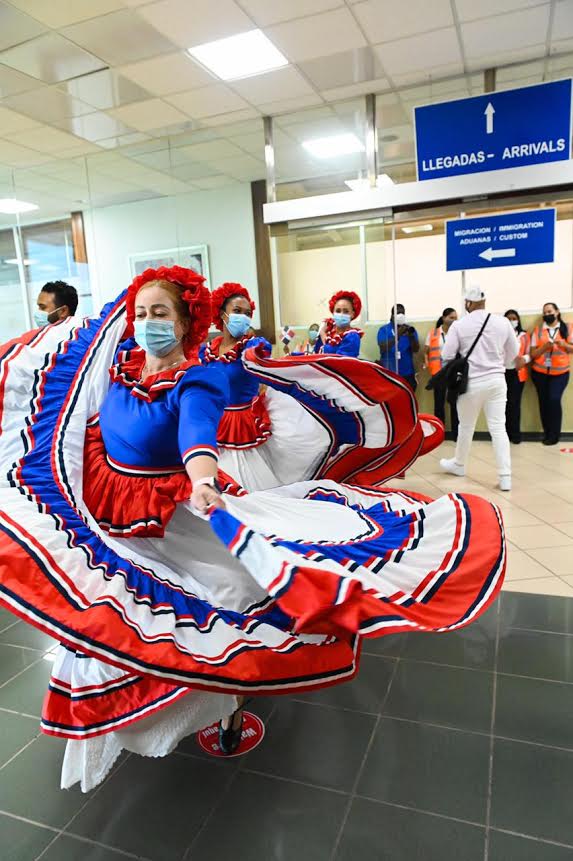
[83,425,244,538]
[217,394,271,449]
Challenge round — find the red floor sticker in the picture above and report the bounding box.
[561,448,573,453]
[196,711,265,758]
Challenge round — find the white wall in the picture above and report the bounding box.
[84,184,260,326]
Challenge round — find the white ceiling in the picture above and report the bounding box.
[0,0,571,221]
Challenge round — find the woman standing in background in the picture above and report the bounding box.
[425,307,458,439]
[504,310,530,444]
[315,291,363,357]
[530,301,573,445]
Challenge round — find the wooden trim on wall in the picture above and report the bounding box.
[71,211,88,264]
[250,179,275,343]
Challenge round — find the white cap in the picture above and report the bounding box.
[465,285,485,302]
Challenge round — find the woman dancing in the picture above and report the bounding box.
[315,290,363,357]
[0,266,506,791]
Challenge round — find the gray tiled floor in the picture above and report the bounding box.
[2,591,573,860]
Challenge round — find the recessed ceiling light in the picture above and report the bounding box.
[344,173,395,191]
[401,224,433,234]
[4,258,37,265]
[0,198,38,214]
[188,29,288,81]
[302,133,365,159]
[380,133,399,142]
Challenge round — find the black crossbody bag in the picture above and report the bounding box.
[426,314,491,400]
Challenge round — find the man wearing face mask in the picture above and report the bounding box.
[440,286,519,491]
[34,281,78,328]
[377,304,420,390]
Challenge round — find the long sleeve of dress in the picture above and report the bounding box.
[177,369,229,466]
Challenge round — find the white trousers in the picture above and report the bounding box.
[454,375,511,477]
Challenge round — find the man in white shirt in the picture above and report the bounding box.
[439,286,519,491]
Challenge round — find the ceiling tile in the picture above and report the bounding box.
[374,28,463,77]
[108,98,189,131]
[0,1,46,50]
[0,64,39,97]
[208,154,265,181]
[166,84,250,118]
[200,108,261,126]
[118,53,215,96]
[300,47,386,90]
[0,33,106,83]
[60,69,152,110]
[258,94,325,115]
[5,125,86,153]
[0,139,55,166]
[169,162,221,181]
[465,43,547,73]
[139,0,253,49]
[461,6,550,60]
[0,106,39,134]
[96,131,151,150]
[239,0,343,26]
[193,175,239,190]
[177,139,246,161]
[55,111,135,142]
[5,86,95,123]
[266,9,367,62]
[390,63,464,87]
[455,0,547,23]
[6,0,124,28]
[61,10,176,65]
[353,0,453,43]
[56,141,103,157]
[553,0,573,40]
[231,67,315,105]
[321,78,390,102]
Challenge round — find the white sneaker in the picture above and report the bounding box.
[499,476,512,492]
[439,457,465,477]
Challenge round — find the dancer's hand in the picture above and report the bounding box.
[190,484,223,515]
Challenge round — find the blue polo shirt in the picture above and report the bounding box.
[377,322,418,377]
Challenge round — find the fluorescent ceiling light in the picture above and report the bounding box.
[0,198,38,214]
[401,224,433,234]
[4,258,37,265]
[188,29,288,81]
[344,173,395,191]
[302,133,365,159]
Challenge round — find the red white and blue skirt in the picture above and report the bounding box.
[0,295,506,789]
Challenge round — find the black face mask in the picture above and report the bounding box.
[543,313,557,325]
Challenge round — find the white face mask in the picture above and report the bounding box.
[510,319,519,330]
[395,313,406,326]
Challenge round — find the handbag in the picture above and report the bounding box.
[426,314,490,399]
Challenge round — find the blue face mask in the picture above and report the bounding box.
[308,329,319,342]
[34,310,49,328]
[226,313,251,339]
[333,312,351,328]
[34,305,64,328]
[134,320,180,357]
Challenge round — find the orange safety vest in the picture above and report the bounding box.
[426,327,444,376]
[517,331,530,383]
[531,323,573,375]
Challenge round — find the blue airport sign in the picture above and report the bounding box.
[415,79,572,181]
[446,208,556,271]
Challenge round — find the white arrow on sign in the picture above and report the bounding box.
[484,102,495,134]
[479,247,516,262]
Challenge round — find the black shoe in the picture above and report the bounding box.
[510,437,521,445]
[218,707,244,755]
[543,438,558,446]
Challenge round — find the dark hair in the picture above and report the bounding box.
[436,307,456,328]
[309,322,319,330]
[504,309,523,334]
[223,293,252,315]
[391,303,405,318]
[41,281,78,315]
[544,301,568,340]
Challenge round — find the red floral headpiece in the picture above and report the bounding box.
[211,282,255,331]
[329,290,362,319]
[125,265,211,357]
